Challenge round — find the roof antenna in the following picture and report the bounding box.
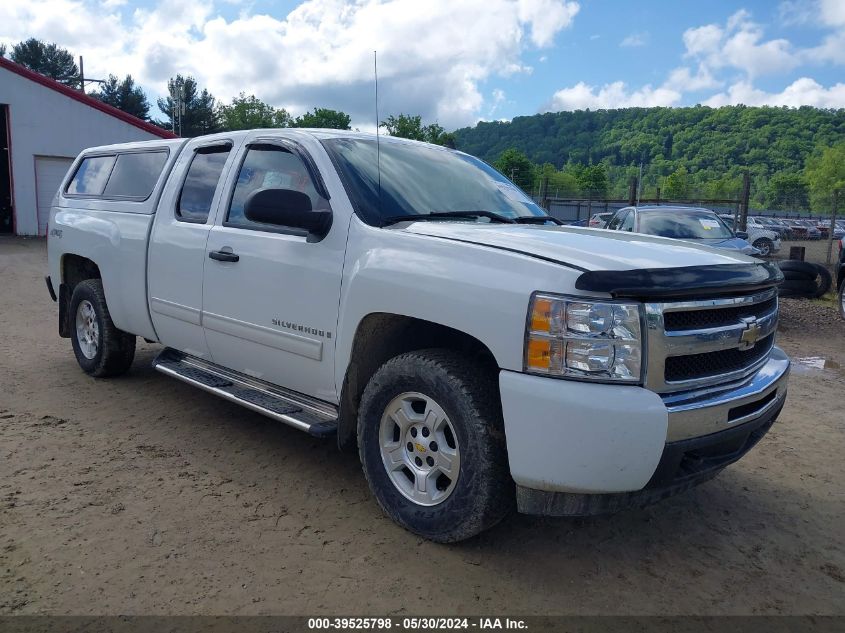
[374,50,382,215]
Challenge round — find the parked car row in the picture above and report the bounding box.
[753,216,845,241]
[717,215,782,256]
[583,211,845,240]
[600,205,776,257]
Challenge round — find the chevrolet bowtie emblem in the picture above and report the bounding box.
[739,317,761,350]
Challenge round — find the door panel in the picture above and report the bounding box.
[201,142,345,402]
[148,142,237,358]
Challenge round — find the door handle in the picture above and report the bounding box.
[209,250,239,262]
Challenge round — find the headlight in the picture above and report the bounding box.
[525,293,643,383]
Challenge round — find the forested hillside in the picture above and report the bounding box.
[453,106,845,209]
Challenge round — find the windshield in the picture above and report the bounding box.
[638,210,734,240]
[322,138,548,224]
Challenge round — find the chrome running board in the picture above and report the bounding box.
[153,348,338,437]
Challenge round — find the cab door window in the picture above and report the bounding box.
[620,210,636,232]
[607,209,629,230]
[177,144,232,223]
[226,145,321,230]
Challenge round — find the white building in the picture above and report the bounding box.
[0,57,175,236]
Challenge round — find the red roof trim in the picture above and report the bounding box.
[0,57,177,139]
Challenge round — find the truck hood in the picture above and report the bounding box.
[400,222,758,272]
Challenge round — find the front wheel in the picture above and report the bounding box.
[70,279,136,377]
[357,350,513,542]
[753,238,773,257]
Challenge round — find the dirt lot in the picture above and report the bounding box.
[1,236,844,616]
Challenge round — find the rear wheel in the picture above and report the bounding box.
[358,350,513,542]
[70,279,136,377]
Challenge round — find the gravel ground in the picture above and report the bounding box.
[1,236,844,616]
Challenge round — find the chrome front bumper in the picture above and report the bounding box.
[662,346,790,442]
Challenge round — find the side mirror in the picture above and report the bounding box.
[736,231,749,240]
[244,188,332,238]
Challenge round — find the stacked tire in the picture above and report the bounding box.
[777,261,833,298]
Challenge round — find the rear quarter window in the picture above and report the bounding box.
[102,151,168,198]
[66,155,116,195]
[65,150,169,199]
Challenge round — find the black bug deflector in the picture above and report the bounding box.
[575,262,784,299]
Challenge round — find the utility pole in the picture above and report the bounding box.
[77,56,105,93]
[738,172,751,231]
[826,189,839,264]
[627,176,638,205]
[170,81,186,137]
[636,159,643,207]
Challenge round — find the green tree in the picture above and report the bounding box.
[449,105,845,205]
[493,148,535,190]
[805,143,845,213]
[91,75,150,120]
[155,75,220,137]
[577,164,609,198]
[536,163,579,196]
[218,93,292,131]
[293,108,351,130]
[439,132,457,149]
[663,166,689,199]
[765,172,809,210]
[10,38,80,87]
[0,44,6,58]
[380,114,449,144]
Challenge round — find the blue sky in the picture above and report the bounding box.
[3,0,844,129]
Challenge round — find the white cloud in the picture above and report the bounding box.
[0,0,580,128]
[620,32,648,48]
[517,0,579,47]
[682,10,798,78]
[545,7,845,112]
[704,77,845,108]
[819,0,845,27]
[546,81,681,110]
[665,66,721,92]
[778,0,845,27]
[778,0,815,26]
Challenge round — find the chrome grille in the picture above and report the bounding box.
[664,333,775,382]
[645,288,778,393]
[663,297,777,331]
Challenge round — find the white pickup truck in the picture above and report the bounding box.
[46,129,790,541]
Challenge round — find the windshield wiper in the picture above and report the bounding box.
[383,210,516,225]
[513,215,563,225]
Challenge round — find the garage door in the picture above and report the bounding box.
[35,156,73,236]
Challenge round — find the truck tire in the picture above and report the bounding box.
[781,269,815,282]
[777,260,818,278]
[839,280,845,320]
[838,282,845,319]
[811,265,832,298]
[69,279,136,377]
[357,349,513,542]
[778,279,818,298]
[752,238,774,257]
